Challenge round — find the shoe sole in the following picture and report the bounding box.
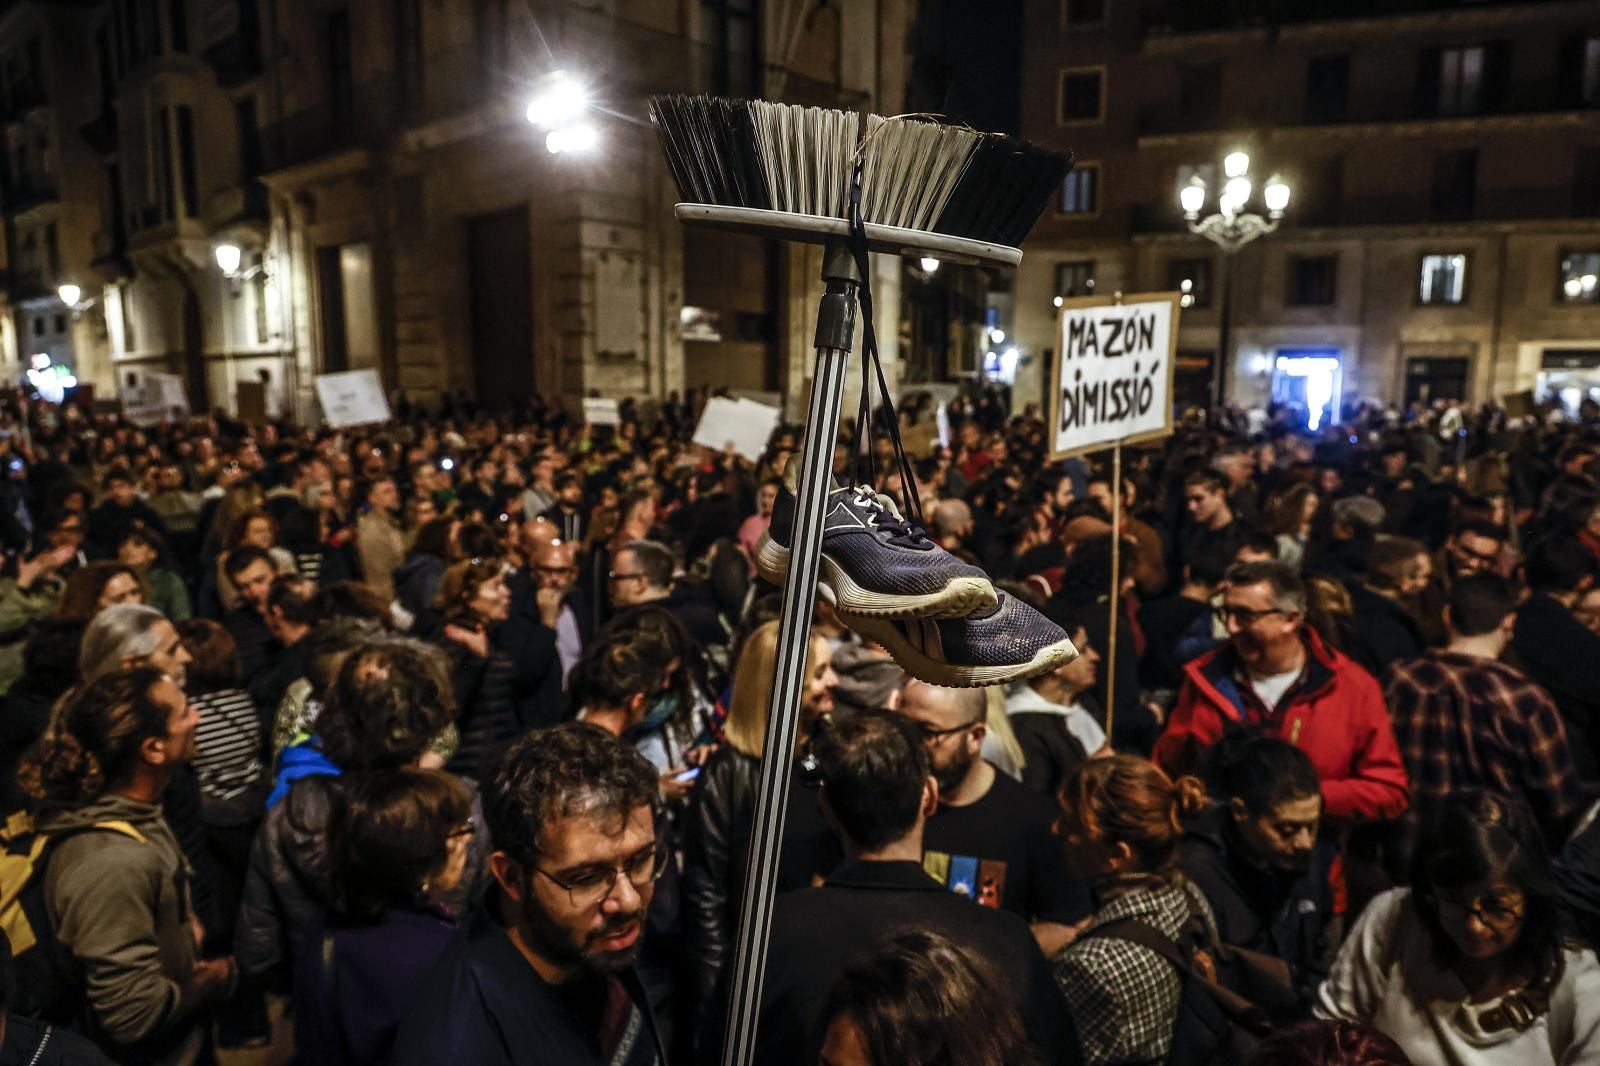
[754,532,997,620]
[846,614,1080,688]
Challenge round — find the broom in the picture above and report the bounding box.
[649,95,1070,1066]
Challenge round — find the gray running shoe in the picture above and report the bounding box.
[843,592,1079,688]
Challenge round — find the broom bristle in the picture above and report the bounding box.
[650,94,1071,249]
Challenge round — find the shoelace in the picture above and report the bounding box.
[851,486,932,549]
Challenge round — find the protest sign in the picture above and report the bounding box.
[1047,293,1179,458]
[583,397,620,426]
[120,371,190,427]
[692,396,780,463]
[315,369,392,429]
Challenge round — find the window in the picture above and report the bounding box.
[1179,62,1222,126]
[157,105,174,220]
[1301,156,1345,227]
[30,318,42,338]
[702,0,756,97]
[176,105,197,218]
[1437,45,1485,115]
[44,222,57,276]
[169,0,187,51]
[1560,252,1600,303]
[1429,148,1477,222]
[53,315,65,334]
[1055,260,1095,298]
[1059,164,1098,215]
[326,7,354,135]
[1577,146,1600,217]
[235,97,261,179]
[1064,0,1104,23]
[1059,69,1104,124]
[1304,54,1349,124]
[1420,254,1468,305]
[1176,162,1217,204]
[1167,257,1212,308]
[394,0,424,118]
[144,0,162,56]
[1287,255,1338,306]
[1583,36,1600,106]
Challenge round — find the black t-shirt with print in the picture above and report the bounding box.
[920,766,1091,924]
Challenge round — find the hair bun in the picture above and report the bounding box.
[1173,775,1210,819]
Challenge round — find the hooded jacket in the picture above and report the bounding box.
[1003,685,1103,798]
[1154,629,1409,824]
[39,794,202,1061]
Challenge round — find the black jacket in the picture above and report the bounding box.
[1178,805,1337,1013]
[756,860,1081,1066]
[0,1016,114,1066]
[1512,593,1600,783]
[1009,710,1091,799]
[1344,584,1425,682]
[681,748,841,1057]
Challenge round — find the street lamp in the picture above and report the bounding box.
[526,71,598,156]
[57,284,81,309]
[1178,150,1292,404]
[215,243,243,277]
[214,242,268,296]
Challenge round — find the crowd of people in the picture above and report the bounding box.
[0,384,1599,1065]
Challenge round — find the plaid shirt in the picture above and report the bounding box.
[1384,650,1581,838]
[1053,876,1211,1065]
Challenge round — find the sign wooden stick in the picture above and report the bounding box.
[1106,440,1122,744]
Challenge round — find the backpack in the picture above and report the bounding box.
[1089,917,1275,1066]
[0,809,148,1023]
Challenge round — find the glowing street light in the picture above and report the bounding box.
[989,328,1006,345]
[1224,151,1250,178]
[215,243,243,277]
[1264,176,1292,217]
[545,124,598,155]
[919,256,940,275]
[527,71,598,156]
[57,284,81,308]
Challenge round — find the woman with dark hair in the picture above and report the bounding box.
[393,515,456,638]
[819,929,1039,1066]
[1052,754,1216,1066]
[175,619,265,820]
[1262,483,1321,572]
[597,603,719,771]
[434,557,519,782]
[293,769,473,1066]
[1316,790,1600,1065]
[53,561,143,621]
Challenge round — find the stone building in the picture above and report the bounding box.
[1015,0,1600,420]
[0,0,911,423]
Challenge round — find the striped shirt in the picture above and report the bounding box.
[192,688,264,803]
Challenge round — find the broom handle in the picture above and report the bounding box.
[721,240,860,1066]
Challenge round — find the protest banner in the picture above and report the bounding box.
[1046,293,1181,738]
[692,396,780,463]
[315,369,392,428]
[583,397,621,426]
[120,371,190,427]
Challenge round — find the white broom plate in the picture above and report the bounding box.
[673,204,1023,268]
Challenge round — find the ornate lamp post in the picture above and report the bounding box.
[1180,151,1290,405]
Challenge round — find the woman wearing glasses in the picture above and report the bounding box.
[1316,790,1600,1065]
[294,768,476,1066]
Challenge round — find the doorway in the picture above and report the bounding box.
[1404,356,1469,407]
[465,205,535,405]
[316,243,381,375]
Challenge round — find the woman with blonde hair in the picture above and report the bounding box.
[682,620,839,1060]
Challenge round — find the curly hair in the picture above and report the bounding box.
[822,929,1037,1066]
[19,666,173,805]
[315,637,456,771]
[485,722,659,869]
[329,768,472,924]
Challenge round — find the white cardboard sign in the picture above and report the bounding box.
[692,396,780,463]
[1048,294,1179,457]
[583,397,620,426]
[120,371,190,427]
[315,369,392,429]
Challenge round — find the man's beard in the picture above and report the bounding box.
[931,746,974,796]
[517,884,646,976]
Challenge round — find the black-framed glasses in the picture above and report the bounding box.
[608,570,646,583]
[914,720,979,744]
[1214,604,1290,626]
[532,838,668,909]
[1430,890,1525,931]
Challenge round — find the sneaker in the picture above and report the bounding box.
[841,592,1079,688]
[754,459,995,620]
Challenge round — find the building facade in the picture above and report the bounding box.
[0,0,910,423]
[1016,0,1600,422]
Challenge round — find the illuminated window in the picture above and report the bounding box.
[1420,254,1467,305]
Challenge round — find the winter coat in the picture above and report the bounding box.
[0,1016,115,1066]
[1155,629,1410,824]
[235,773,491,980]
[392,552,446,638]
[39,794,202,1063]
[1003,684,1104,798]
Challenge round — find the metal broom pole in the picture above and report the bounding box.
[719,239,860,1066]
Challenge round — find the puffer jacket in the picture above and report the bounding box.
[681,748,840,1057]
[234,773,491,980]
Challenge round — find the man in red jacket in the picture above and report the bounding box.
[1154,560,1409,825]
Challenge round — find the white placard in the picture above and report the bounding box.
[120,371,190,427]
[315,369,392,429]
[583,397,620,426]
[692,396,780,463]
[1048,294,1179,458]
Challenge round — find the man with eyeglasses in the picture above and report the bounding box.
[1416,518,1507,646]
[757,710,1077,1066]
[894,678,1091,956]
[397,723,667,1065]
[1155,559,1408,827]
[534,538,586,684]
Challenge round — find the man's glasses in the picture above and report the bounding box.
[914,720,979,744]
[532,838,669,909]
[1214,604,1290,626]
[608,570,645,583]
